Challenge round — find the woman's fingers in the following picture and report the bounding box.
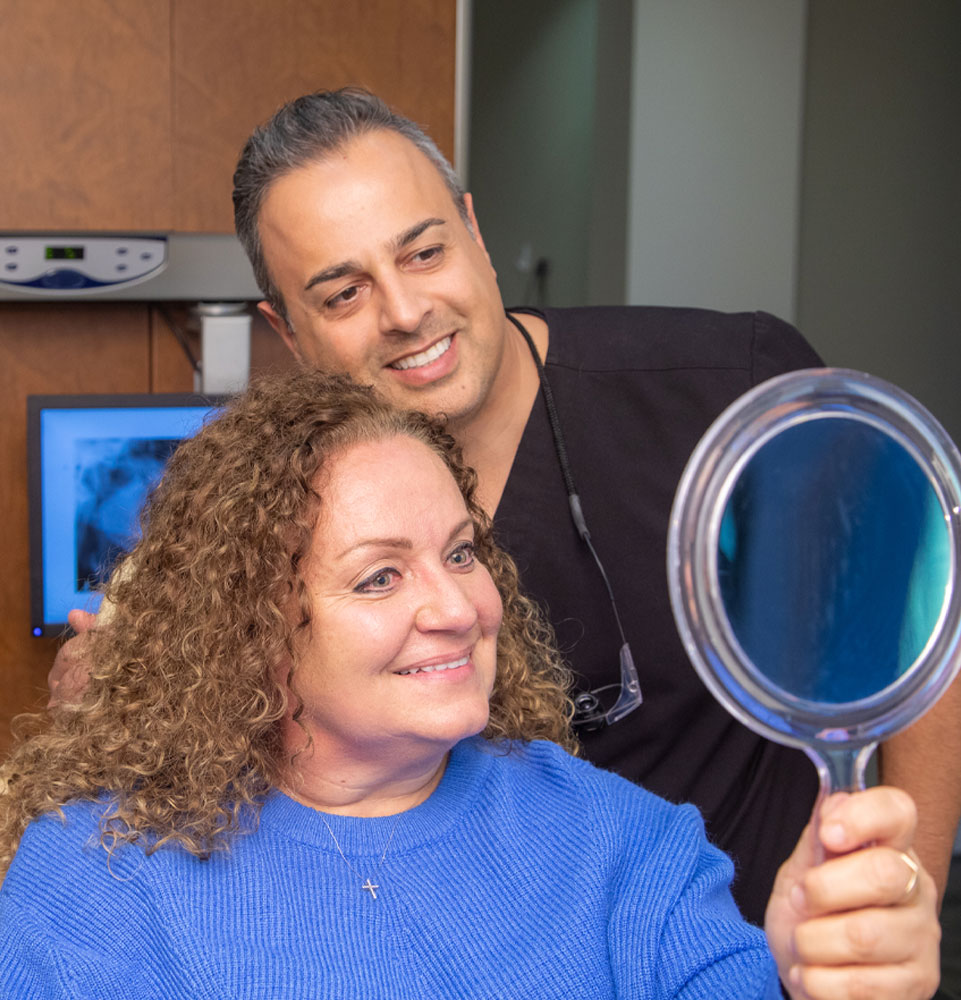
[788,959,941,1000]
[793,885,936,965]
[798,846,928,916]
[816,788,917,856]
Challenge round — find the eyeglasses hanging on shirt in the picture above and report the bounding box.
[506,311,642,731]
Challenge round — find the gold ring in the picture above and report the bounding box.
[898,850,920,901]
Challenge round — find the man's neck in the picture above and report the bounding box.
[452,310,548,517]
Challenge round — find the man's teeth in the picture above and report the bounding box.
[390,336,452,371]
[398,655,469,676]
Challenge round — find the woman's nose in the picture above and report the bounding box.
[414,573,479,633]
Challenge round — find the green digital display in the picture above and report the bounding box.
[45,246,84,260]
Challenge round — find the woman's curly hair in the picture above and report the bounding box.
[0,370,574,875]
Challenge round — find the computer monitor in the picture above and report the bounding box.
[27,393,225,637]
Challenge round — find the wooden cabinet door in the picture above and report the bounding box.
[171,0,457,232]
[0,0,455,234]
[0,304,155,752]
[0,1,173,231]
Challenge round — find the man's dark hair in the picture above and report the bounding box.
[232,88,469,323]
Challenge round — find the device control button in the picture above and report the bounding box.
[116,247,128,255]
[4,262,18,271]
[4,246,17,254]
[41,269,88,289]
[116,264,128,272]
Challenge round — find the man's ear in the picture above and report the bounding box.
[257,300,302,361]
[463,193,491,259]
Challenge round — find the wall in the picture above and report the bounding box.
[468,1,805,315]
[625,0,807,319]
[468,0,633,308]
[469,0,595,307]
[796,0,961,445]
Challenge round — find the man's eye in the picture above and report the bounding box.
[412,246,442,265]
[328,285,360,308]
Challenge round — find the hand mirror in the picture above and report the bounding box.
[667,368,961,796]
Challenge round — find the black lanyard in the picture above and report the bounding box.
[505,311,642,730]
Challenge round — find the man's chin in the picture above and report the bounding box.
[377,373,473,420]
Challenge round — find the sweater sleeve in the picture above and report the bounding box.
[0,892,198,1000]
[604,797,782,999]
[0,901,70,1000]
[0,812,199,1000]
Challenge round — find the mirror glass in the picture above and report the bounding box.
[668,369,961,792]
[719,417,950,705]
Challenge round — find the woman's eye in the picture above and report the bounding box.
[448,542,475,568]
[356,568,399,593]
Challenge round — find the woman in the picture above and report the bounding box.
[0,371,940,998]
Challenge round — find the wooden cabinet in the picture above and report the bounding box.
[0,1,455,752]
[0,2,173,230]
[172,0,457,232]
[0,0,456,233]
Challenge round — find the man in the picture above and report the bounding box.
[54,88,961,928]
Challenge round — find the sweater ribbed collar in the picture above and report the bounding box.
[259,737,503,856]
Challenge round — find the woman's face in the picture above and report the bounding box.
[290,434,502,766]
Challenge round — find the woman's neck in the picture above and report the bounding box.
[280,746,449,817]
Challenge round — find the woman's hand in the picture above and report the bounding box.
[46,608,96,708]
[765,786,941,1000]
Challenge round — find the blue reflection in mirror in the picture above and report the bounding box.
[718,418,950,704]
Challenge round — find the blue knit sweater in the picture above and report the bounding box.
[0,739,780,998]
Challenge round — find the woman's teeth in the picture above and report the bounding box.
[398,655,469,676]
[390,336,452,370]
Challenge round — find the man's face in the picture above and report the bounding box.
[257,130,509,426]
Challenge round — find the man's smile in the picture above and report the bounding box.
[388,335,453,371]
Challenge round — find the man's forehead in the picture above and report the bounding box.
[267,130,453,216]
[258,133,463,282]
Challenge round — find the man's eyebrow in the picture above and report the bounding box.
[390,217,446,253]
[302,218,448,295]
[304,260,360,294]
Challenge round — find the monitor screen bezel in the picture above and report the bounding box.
[27,392,226,638]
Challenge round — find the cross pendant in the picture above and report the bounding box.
[361,878,379,899]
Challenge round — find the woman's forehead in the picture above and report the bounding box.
[312,435,469,556]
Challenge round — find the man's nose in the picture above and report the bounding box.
[377,274,430,335]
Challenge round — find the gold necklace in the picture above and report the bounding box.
[318,812,403,900]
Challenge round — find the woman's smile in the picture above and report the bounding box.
[396,652,471,676]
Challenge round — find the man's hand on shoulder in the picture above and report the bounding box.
[47,609,97,708]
